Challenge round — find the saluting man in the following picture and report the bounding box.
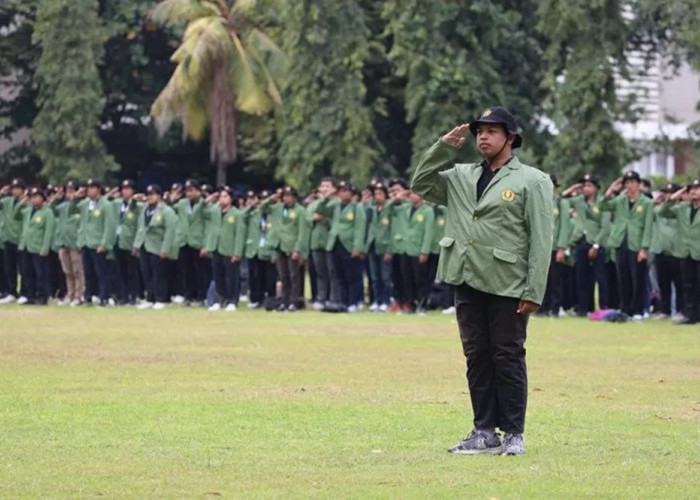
[113,180,143,305]
[23,188,56,305]
[411,107,553,456]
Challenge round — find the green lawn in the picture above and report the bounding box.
[1,306,699,498]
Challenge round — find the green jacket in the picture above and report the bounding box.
[174,197,208,249]
[649,206,678,258]
[565,195,610,247]
[404,203,435,257]
[261,200,310,258]
[306,198,332,251]
[387,199,410,255]
[114,198,144,251]
[53,200,82,249]
[552,197,573,251]
[599,194,653,252]
[78,196,118,250]
[24,205,55,255]
[205,206,247,258]
[133,203,178,258]
[431,205,447,254]
[365,202,393,255]
[17,205,32,251]
[658,201,700,260]
[325,199,367,254]
[411,140,553,304]
[243,206,275,261]
[0,196,26,245]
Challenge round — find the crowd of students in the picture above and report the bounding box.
[1,170,699,324]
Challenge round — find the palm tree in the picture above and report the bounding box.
[150,0,285,185]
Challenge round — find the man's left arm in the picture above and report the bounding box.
[640,200,654,254]
[521,176,554,306]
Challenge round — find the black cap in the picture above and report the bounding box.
[246,190,257,198]
[550,174,559,188]
[10,178,26,188]
[184,179,201,189]
[469,107,523,148]
[578,174,601,187]
[282,186,298,197]
[200,183,213,194]
[171,182,183,192]
[121,179,136,189]
[388,177,408,189]
[219,185,234,197]
[622,171,641,183]
[146,184,162,195]
[65,180,81,190]
[373,184,388,196]
[641,178,652,189]
[689,179,700,189]
[260,189,271,198]
[29,187,46,199]
[660,182,681,193]
[86,178,103,188]
[338,180,354,192]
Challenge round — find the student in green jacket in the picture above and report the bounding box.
[22,188,56,305]
[411,107,553,456]
[113,179,143,305]
[365,184,393,312]
[599,171,654,319]
[204,186,247,312]
[0,178,28,303]
[133,184,178,310]
[307,178,336,310]
[401,191,435,314]
[387,178,411,312]
[261,186,310,312]
[658,180,700,324]
[52,180,85,306]
[242,190,277,308]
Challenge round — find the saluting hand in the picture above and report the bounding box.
[670,187,687,201]
[606,177,623,197]
[441,124,470,148]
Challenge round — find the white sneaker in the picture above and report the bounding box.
[58,297,70,306]
[17,296,28,305]
[208,303,222,312]
[632,314,644,322]
[356,303,364,311]
[70,299,81,307]
[378,304,388,313]
[312,301,325,311]
[369,303,379,312]
[0,295,16,304]
[172,295,185,305]
[137,301,154,310]
[558,307,568,318]
[153,302,167,310]
[224,303,237,312]
[248,302,260,309]
[91,295,100,305]
[108,298,116,307]
[348,305,358,313]
[239,294,249,303]
[442,306,456,315]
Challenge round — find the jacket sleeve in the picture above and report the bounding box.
[234,214,248,258]
[598,195,619,213]
[100,200,118,248]
[641,201,654,250]
[521,176,554,304]
[657,201,678,219]
[594,212,611,245]
[162,208,178,255]
[420,207,435,255]
[556,198,572,249]
[352,203,367,253]
[41,210,56,254]
[294,206,311,258]
[205,206,219,252]
[411,140,457,206]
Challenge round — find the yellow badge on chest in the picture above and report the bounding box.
[34,216,42,224]
[266,222,272,229]
[437,218,445,226]
[553,207,560,216]
[636,205,644,213]
[416,214,425,222]
[127,212,134,220]
[347,212,355,221]
[93,209,101,217]
[592,206,600,214]
[227,216,236,224]
[289,211,296,220]
[155,214,162,222]
[501,189,515,202]
[73,213,81,219]
[381,217,389,226]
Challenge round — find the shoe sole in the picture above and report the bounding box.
[448,446,504,455]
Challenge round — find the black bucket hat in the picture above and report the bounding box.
[469,107,523,148]
[578,174,601,188]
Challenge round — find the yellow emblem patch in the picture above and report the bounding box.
[289,211,296,220]
[73,213,81,219]
[155,214,162,222]
[592,206,600,214]
[636,205,644,213]
[437,218,445,227]
[554,208,560,216]
[381,217,389,226]
[501,189,515,202]
[416,214,425,222]
[127,212,134,220]
[483,108,493,117]
[347,212,355,221]
[227,216,236,224]
[266,222,272,229]
[93,209,101,217]
[34,216,42,224]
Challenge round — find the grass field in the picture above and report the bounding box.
[1,306,699,498]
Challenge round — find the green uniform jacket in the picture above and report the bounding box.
[566,195,610,247]
[24,206,56,255]
[261,200,310,258]
[114,198,144,251]
[553,197,573,252]
[306,198,332,251]
[325,199,367,254]
[411,140,553,304]
[658,201,700,260]
[387,200,410,255]
[0,196,26,245]
[598,194,653,251]
[174,198,208,249]
[242,207,275,261]
[404,203,436,257]
[133,203,178,258]
[78,197,118,250]
[650,206,678,258]
[17,205,32,251]
[431,205,447,254]
[365,202,393,255]
[53,200,82,249]
[205,206,247,258]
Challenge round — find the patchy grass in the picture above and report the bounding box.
[0,306,699,498]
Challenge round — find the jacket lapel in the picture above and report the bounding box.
[476,157,519,207]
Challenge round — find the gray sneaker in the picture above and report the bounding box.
[502,433,526,455]
[448,430,503,455]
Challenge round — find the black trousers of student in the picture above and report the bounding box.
[402,255,430,310]
[248,257,277,305]
[31,253,50,304]
[307,254,318,303]
[3,242,20,296]
[179,245,211,302]
[455,283,528,434]
[212,253,240,306]
[49,251,66,299]
[82,248,109,302]
[311,250,331,303]
[392,253,409,305]
[18,251,35,301]
[115,248,142,303]
[329,242,355,308]
[139,251,169,303]
[276,252,302,307]
[0,247,6,295]
[680,258,700,322]
[656,254,684,316]
[540,253,563,315]
[616,246,647,316]
[574,244,609,314]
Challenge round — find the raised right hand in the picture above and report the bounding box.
[441,124,470,148]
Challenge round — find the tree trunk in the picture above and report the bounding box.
[216,159,227,187]
[209,62,237,187]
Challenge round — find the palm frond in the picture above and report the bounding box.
[232,0,257,15]
[149,0,219,26]
[229,31,273,114]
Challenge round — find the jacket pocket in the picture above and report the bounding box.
[493,248,518,263]
[439,236,455,248]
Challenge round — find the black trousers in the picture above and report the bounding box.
[455,284,528,434]
[616,247,647,316]
[115,248,142,303]
[19,251,35,301]
[329,242,355,307]
[276,252,302,307]
[179,245,211,302]
[541,252,563,315]
[31,254,50,303]
[308,253,318,302]
[574,244,609,314]
[402,255,430,310]
[248,257,277,305]
[49,251,66,299]
[680,258,700,322]
[3,242,20,296]
[392,254,408,305]
[139,251,169,303]
[311,250,331,303]
[212,253,240,305]
[656,254,684,316]
[82,248,109,302]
